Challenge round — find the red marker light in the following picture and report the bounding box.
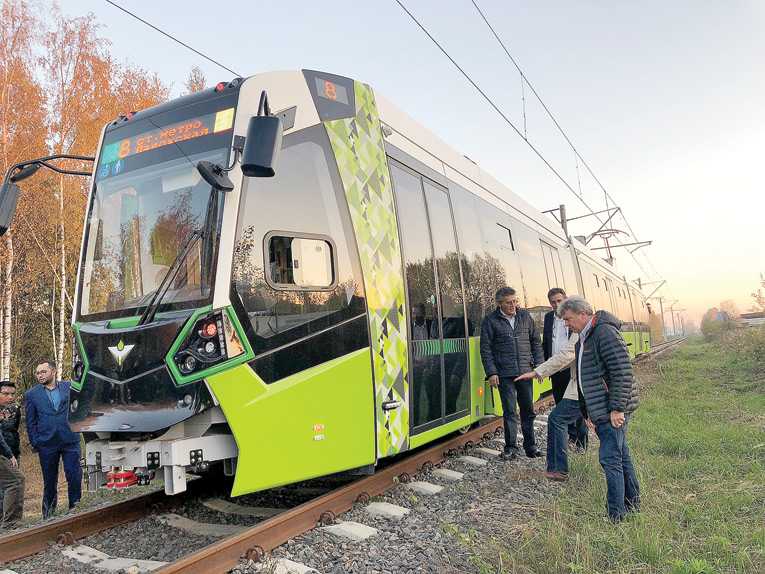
[215,82,226,92]
[202,322,218,338]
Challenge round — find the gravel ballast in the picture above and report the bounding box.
[232,425,563,574]
[6,423,562,574]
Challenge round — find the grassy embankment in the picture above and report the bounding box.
[460,329,765,574]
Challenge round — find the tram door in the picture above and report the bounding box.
[389,161,470,433]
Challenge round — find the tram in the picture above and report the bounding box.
[0,70,650,496]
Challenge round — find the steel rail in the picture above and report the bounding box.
[635,337,687,361]
[0,488,168,563]
[155,414,511,574]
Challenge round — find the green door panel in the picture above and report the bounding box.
[324,82,410,458]
[206,348,376,496]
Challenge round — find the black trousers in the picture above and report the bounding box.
[498,377,536,453]
[551,371,588,448]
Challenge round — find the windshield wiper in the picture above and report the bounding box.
[137,181,221,326]
[137,228,204,326]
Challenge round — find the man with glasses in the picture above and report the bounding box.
[480,287,544,460]
[0,381,24,528]
[24,361,81,519]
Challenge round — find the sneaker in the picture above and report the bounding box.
[544,471,569,482]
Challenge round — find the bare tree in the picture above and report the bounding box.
[185,66,206,94]
[751,272,765,312]
[719,299,740,319]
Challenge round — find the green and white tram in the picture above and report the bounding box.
[0,70,650,496]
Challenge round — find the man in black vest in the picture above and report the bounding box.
[543,288,587,451]
[480,287,544,460]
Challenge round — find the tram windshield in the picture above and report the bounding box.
[79,96,236,320]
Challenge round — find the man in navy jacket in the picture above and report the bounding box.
[24,360,82,519]
[480,287,544,460]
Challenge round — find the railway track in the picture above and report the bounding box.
[0,338,684,573]
[635,336,687,360]
[0,413,522,573]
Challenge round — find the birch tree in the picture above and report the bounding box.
[0,0,46,380]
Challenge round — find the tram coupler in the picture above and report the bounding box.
[106,468,138,489]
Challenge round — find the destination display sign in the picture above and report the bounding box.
[100,107,235,164]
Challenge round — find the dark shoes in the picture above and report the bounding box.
[501,449,518,461]
[544,471,569,482]
[525,448,543,458]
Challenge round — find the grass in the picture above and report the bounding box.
[457,329,765,574]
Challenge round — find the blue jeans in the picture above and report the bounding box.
[498,378,536,453]
[595,420,640,521]
[546,399,584,473]
[38,443,82,519]
[551,373,588,448]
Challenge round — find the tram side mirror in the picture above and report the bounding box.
[0,182,20,236]
[241,115,283,178]
[197,161,234,192]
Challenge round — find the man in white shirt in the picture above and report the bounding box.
[542,288,588,450]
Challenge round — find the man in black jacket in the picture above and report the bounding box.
[543,287,587,450]
[558,296,640,522]
[480,287,544,460]
[0,381,24,528]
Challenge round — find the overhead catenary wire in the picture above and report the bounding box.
[470,0,662,281]
[392,0,605,223]
[104,0,242,77]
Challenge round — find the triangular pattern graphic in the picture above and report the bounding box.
[324,82,410,458]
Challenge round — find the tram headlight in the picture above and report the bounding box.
[180,355,197,374]
[173,310,245,378]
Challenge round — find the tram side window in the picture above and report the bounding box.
[510,219,549,310]
[232,126,363,355]
[267,235,335,288]
[540,240,565,291]
[449,185,499,336]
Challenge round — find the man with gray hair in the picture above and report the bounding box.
[549,295,640,522]
[480,287,544,460]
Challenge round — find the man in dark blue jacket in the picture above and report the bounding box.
[24,360,82,519]
[480,287,544,460]
[558,296,640,523]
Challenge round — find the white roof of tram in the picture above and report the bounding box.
[374,92,632,283]
[240,70,637,288]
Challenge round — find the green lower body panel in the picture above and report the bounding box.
[622,331,637,358]
[206,348,376,496]
[621,330,651,358]
[409,414,472,450]
[467,337,551,416]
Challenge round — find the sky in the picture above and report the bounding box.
[62,0,765,324]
